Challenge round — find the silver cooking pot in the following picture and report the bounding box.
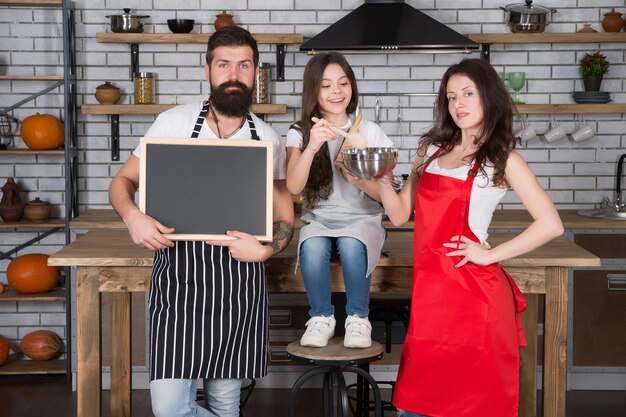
[501,0,556,33]
[106,8,150,33]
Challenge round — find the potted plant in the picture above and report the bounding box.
[579,51,609,91]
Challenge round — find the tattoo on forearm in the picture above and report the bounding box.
[269,221,294,256]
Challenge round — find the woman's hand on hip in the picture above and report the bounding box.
[443,235,494,267]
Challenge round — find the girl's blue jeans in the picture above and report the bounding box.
[300,236,370,317]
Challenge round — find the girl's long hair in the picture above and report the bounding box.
[291,52,359,207]
[418,58,517,187]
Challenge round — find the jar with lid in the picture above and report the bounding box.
[253,63,270,104]
[134,72,154,104]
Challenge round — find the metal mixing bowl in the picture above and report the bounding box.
[341,147,397,180]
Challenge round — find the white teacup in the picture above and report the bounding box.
[571,122,594,143]
[514,125,537,143]
[544,123,567,143]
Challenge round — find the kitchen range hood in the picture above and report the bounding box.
[300,0,479,54]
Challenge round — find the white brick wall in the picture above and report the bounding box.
[1,0,626,351]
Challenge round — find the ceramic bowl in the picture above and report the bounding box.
[167,19,195,33]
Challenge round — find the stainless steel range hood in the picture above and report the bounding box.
[300,0,479,54]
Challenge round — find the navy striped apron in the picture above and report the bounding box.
[148,101,268,380]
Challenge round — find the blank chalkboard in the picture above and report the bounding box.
[139,138,273,241]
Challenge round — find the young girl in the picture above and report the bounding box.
[286,52,394,348]
[378,58,563,416]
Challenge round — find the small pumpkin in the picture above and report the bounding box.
[0,282,5,294]
[7,253,58,294]
[19,113,64,150]
[20,330,64,361]
[0,335,12,365]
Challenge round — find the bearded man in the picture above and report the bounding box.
[109,26,294,417]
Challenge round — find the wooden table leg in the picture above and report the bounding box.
[519,294,539,417]
[77,266,102,417]
[544,267,568,417]
[111,291,132,417]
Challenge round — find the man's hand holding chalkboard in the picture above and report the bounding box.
[206,230,272,263]
[126,210,175,251]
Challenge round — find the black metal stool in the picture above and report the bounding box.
[368,293,411,353]
[287,337,384,417]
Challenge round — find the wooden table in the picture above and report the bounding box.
[49,228,600,417]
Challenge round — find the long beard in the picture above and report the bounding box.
[210,81,253,118]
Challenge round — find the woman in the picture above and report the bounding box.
[378,58,563,416]
[286,52,394,349]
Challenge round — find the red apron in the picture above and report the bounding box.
[393,154,527,417]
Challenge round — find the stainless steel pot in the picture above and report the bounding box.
[501,0,556,33]
[106,8,150,33]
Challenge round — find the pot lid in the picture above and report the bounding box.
[604,8,622,16]
[106,8,150,18]
[27,197,48,206]
[96,81,119,91]
[504,0,552,15]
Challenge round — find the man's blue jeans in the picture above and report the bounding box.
[300,236,370,318]
[150,378,242,417]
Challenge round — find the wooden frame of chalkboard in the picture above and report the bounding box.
[139,138,273,241]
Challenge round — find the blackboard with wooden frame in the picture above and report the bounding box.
[139,138,273,241]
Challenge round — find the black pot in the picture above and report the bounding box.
[106,8,150,33]
[501,0,556,33]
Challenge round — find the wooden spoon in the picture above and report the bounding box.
[311,116,368,150]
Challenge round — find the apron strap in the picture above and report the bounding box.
[191,100,210,139]
[247,113,260,140]
[193,101,259,140]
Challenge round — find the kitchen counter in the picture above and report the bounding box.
[50,228,599,417]
[70,208,626,230]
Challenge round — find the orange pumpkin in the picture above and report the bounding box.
[0,282,5,294]
[20,330,64,361]
[0,335,12,365]
[7,253,58,294]
[19,113,64,150]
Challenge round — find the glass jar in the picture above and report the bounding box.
[134,72,154,104]
[253,63,270,104]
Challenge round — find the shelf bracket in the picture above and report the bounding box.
[130,43,139,78]
[0,227,61,261]
[480,44,491,62]
[276,44,285,81]
[111,115,120,161]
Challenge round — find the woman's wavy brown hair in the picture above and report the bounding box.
[418,58,518,187]
[291,52,359,208]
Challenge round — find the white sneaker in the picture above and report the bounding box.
[300,315,336,347]
[344,315,372,348]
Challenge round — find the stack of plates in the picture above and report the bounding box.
[572,91,611,104]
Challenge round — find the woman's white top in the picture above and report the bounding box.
[424,145,508,244]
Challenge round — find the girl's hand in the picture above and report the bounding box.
[308,117,337,153]
[333,153,360,184]
[443,235,494,267]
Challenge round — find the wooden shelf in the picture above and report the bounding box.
[0,75,63,80]
[96,32,304,45]
[516,104,626,114]
[0,0,61,5]
[0,357,66,375]
[467,32,626,44]
[0,288,66,302]
[0,218,65,228]
[0,149,64,155]
[81,103,288,115]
